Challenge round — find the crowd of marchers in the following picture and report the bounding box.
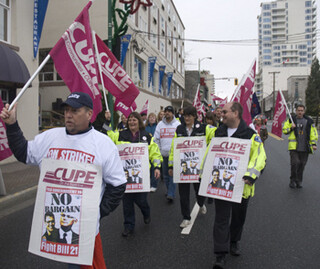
[1,94,317,269]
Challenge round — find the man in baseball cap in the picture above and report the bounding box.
[164,105,174,113]
[61,91,93,109]
[61,92,94,135]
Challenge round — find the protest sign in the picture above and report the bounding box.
[173,136,207,183]
[28,158,102,265]
[117,143,150,193]
[199,137,251,203]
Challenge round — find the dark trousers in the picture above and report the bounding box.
[213,197,250,254]
[290,151,309,184]
[123,192,150,230]
[179,183,205,220]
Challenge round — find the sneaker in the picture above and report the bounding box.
[167,195,174,203]
[213,254,226,269]
[122,228,134,237]
[289,182,296,188]
[230,241,240,256]
[150,187,157,193]
[199,205,207,215]
[144,216,151,224]
[296,183,302,188]
[180,219,191,228]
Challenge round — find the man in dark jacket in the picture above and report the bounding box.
[212,102,266,269]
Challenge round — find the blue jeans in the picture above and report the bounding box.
[122,192,150,230]
[150,163,158,188]
[162,156,176,198]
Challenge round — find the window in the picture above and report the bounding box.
[263,49,271,53]
[305,1,312,7]
[305,15,312,20]
[263,18,271,23]
[305,9,312,14]
[263,55,271,60]
[39,49,62,82]
[263,30,271,35]
[263,24,271,28]
[0,0,10,42]
[0,88,9,103]
[160,40,165,56]
[263,4,270,10]
[133,57,145,88]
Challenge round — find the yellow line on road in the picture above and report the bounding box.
[268,132,284,141]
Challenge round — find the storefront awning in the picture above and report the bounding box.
[0,43,30,88]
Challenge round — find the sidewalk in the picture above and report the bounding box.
[0,161,39,209]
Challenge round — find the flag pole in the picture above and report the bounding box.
[9,55,51,111]
[92,30,109,112]
[279,89,293,123]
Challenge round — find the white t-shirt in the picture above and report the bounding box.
[227,128,237,137]
[26,127,126,234]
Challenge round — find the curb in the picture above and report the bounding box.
[0,185,37,211]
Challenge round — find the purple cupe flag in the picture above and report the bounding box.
[271,91,287,138]
[95,33,140,107]
[49,1,102,122]
[140,100,149,115]
[114,99,137,118]
[0,98,12,161]
[231,60,256,126]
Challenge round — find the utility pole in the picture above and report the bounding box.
[269,71,280,117]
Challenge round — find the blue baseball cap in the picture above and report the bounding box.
[61,92,93,109]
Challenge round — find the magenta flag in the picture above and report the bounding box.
[231,60,256,125]
[115,99,137,118]
[212,95,224,102]
[49,2,102,122]
[193,85,203,121]
[95,33,140,107]
[0,98,12,161]
[271,91,286,138]
[219,97,228,107]
[140,100,148,115]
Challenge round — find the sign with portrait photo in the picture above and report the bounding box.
[117,143,150,193]
[199,137,251,203]
[173,136,207,183]
[28,158,102,265]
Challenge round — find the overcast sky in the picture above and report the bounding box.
[173,0,320,99]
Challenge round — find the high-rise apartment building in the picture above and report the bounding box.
[256,0,317,108]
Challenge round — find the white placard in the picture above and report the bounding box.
[173,136,207,183]
[28,158,102,265]
[199,137,251,203]
[117,143,150,193]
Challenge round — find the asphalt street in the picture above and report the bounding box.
[0,131,320,269]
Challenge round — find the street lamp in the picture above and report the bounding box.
[198,57,212,83]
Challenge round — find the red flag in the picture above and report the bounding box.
[140,100,149,115]
[219,97,228,107]
[231,60,256,125]
[193,85,203,121]
[271,91,286,138]
[49,2,102,122]
[114,99,137,118]
[212,95,224,102]
[0,98,13,161]
[95,33,139,107]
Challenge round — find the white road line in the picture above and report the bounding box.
[181,202,199,235]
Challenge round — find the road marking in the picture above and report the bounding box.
[181,202,199,235]
[268,132,284,141]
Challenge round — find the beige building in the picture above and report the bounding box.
[39,0,185,116]
[0,0,40,164]
[0,0,186,164]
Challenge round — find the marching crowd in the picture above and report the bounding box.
[1,92,317,269]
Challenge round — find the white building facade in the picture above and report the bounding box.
[39,0,185,117]
[256,0,316,106]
